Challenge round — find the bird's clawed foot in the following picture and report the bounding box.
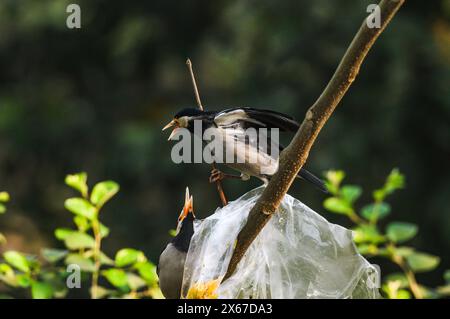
[209,169,244,183]
[209,169,225,183]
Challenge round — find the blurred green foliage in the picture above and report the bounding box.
[0,0,449,293]
[0,174,161,299]
[324,169,450,299]
[0,192,9,245]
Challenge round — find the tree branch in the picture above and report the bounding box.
[222,0,406,281]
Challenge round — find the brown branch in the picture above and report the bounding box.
[186,59,204,111]
[222,0,406,281]
[185,59,228,206]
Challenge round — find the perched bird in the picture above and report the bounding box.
[163,107,327,192]
[157,187,195,299]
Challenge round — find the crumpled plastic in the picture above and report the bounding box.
[181,186,380,299]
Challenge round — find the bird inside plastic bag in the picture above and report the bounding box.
[181,186,380,299]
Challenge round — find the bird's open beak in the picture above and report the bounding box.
[162,119,180,141]
[178,187,194,223]
[162,120,176,131]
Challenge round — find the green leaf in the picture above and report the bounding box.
[323,197,352,215]
[168,229,177,237]
[385,273,409,289]
[372,189,385,202]
[16,274,31,288]
[356,244,378,255]
[134,261,158,285]
[126,273,147,290]
[65,173,88,197]
[373,169,405,202]
[31,281,53,299]
[0,192,9,202]
[0,263,16,285]
[41,272,68,299]
[115,248,146,267]
[406,252,440,273]
[92,286,113,299]
[353,225,385,244]
[396,289,412,299]
[361,203,391,221]
[418,286,439,299]
[385,169,405,194]
[41,248,68,263]
[64,232,95,250]
[0,263,14,275]
[65,253,96,272]
[386,222,418,243]
[0,204,5,214]
[102,268,128,287]
[325,170,345,186]
[341,185,362,204]
[64,198,97,220]
[81,250,114,266]
[91,181,119,208]
[324,170,345,194]
[99,252,115,266]
[444,270,450,283]
[99,223,110,238]
[437,284,450,296]
[4,251,30,273]
[394,246,415,257]
[73,216,90,232]
[54,228,76,240]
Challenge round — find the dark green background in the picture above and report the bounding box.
[0,0,449,288]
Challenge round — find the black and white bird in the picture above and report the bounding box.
[163,107,327,193]
[157,188,195,299]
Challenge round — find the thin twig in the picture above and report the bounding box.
[185,58,228,206]
[222,0,406,281]
[186,59,204,111]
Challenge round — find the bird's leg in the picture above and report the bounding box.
[209,169,243,183]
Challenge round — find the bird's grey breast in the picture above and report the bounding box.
[158,243,187,299]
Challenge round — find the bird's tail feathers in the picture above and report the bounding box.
[297,168,329,194]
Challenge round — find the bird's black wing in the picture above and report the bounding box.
[297,168,329,193]
[214,107,300,131]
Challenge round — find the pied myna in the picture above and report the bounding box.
[163,107,327,193]
[157,188,195,299]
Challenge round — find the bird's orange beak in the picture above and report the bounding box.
[178,187,194,222]
[162,119,180,141]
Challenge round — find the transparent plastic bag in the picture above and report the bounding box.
[182,186,380,299]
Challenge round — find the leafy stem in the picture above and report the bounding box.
[392,251,423,299]
[91,216,102,299]
[1,173,161,299]
[322,169,444,299]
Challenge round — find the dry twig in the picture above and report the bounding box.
[186,58,228,206]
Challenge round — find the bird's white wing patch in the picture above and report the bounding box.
[214,109,266,128]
